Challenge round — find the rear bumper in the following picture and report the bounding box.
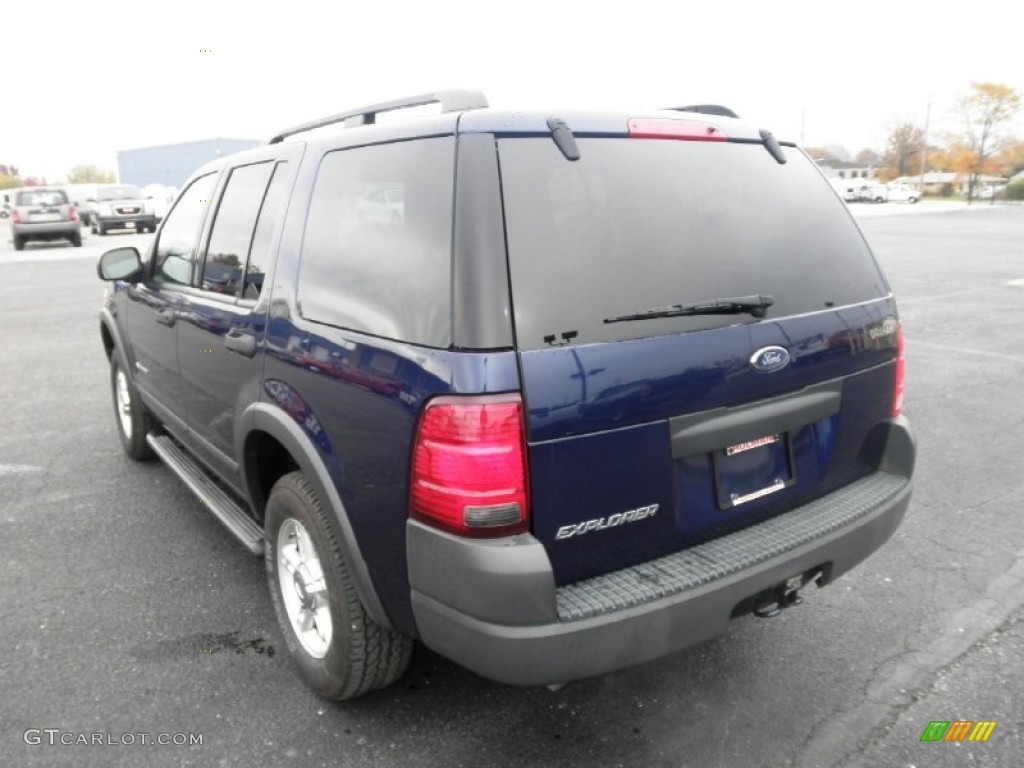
[13,221,79,238]
[408,417,915,687]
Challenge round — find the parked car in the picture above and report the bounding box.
[64,183,99,225]
[97,90,915,700]
[88,184,157,234]
[886,183,921,203]
[10,187,81,250]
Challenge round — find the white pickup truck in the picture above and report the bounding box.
[885,183,921,203]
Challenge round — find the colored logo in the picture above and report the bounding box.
[920,720,997,742]
[749,346,790,373]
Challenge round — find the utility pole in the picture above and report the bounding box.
[918,97,931,194]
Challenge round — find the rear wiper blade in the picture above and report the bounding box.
[604,294,775,324]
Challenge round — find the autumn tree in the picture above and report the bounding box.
[993,139,1024,177]
[884,122,925,177]
[66,165,116,184]
[953,82,1022,202]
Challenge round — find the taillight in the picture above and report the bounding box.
[628,118,728,141]
[11,209,20,224]
[892,325,905,417]
[69,206,78,222]
[410,394,530,537]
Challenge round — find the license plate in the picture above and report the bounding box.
[713,433,795,510]
[33,214,61,222]
[124,221,136,228]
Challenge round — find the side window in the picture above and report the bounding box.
[154,174,218,286]
[243,162,291,300]
[297,137,454,347]
[200,162,275,296]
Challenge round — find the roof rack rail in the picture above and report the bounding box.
[666,104,740,119]
[268,90,489,144]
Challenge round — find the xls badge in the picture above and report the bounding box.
[555,504,659,540]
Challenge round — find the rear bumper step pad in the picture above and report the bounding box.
[557,472,907,621]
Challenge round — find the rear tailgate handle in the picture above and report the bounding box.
[225,329,257,358]
[670,379,842,458]
[156,308,176,327]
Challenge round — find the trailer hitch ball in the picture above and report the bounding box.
[753,569,824,618]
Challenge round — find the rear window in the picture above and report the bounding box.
[297,138,454,347]
[498,138,889,349]
[16,190,68,206]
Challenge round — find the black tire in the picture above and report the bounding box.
[13,234,25,251]
[110,351,155,461]
[71,232,83,247]
[96,221,106,235]
[265,472,412,700]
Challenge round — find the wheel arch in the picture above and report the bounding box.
[241,402,393,630]
[99,306,130,366]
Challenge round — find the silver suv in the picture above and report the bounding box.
[10,188,82,250]
[88,184,157,235]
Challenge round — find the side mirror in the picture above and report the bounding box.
[97,247,143,282]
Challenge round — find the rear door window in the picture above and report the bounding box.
[200,161,276,296]
[297,138,454,347]
[498,138,889,349]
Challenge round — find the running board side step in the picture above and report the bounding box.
[146,434,264,555]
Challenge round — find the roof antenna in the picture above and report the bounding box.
[547,118,580,161]
[760,129,787,165]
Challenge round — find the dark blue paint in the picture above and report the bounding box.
[522,298,900,584]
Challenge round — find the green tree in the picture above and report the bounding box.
[954,82,1022,202]
[66,165,116,184]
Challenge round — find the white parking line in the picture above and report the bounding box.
[0,464,44,475]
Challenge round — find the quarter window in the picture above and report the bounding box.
[297,138,454,347]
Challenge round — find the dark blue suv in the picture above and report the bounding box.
[97,91,915,700]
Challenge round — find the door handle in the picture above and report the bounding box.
[225,329,257,358]
[156,308,176,327]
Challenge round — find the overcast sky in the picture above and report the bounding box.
[5,0,1022,181]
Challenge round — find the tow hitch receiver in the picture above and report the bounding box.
[753,569,824,618]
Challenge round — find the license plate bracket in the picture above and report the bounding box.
[712,433,795,510]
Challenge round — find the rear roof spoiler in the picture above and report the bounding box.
[665,104,740,119]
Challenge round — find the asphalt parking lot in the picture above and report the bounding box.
[2,205,1023,767]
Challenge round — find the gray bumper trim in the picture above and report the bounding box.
[411,470,912,687]
[558,472,906,621]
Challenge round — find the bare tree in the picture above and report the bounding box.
[855,148,882,165]
[954,82,1022,203]
[884,122,925,177]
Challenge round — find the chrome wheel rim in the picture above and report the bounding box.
[115,369,133,438]
[277,518,332,659]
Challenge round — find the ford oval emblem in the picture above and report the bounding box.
[750,346,790,373]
